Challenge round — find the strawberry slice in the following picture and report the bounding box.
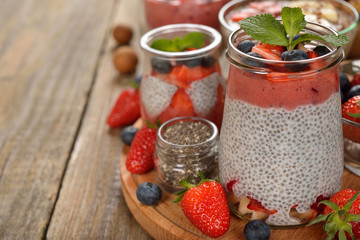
[168,65,213,86]
[252,44,282,61]
[159,89,195,123]
[259,43,285,56]
[307,51,318,59]
[247,197,277,215]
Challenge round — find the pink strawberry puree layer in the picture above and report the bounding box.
[227,65,339,110]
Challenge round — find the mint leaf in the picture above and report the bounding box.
[281,7,306,45]
[347,112,360,118]
[239,6,349,51]
[150,32,206,52]
[322,34,349,47]
[239,14,288,46]
[151,39,179,52]
[181,32,206,49]
[290,33,323,49]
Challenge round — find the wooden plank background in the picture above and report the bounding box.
[0,0,150,239]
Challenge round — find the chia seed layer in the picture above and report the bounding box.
[219,93,344,225]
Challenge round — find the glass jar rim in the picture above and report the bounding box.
[157,116,219,148]
[218,0,359,35]
[140,24,222,58]
[227,21,344,70]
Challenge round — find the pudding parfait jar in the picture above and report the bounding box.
[139,24,225,130]
[219,22,345,227]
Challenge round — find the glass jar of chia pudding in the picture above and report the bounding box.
[218,22,344,227]
[155,117,219,193]
[139,24,225,130]
[144,0,230,30]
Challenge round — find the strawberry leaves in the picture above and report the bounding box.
[308,191,360,240]
[239,6,349,51]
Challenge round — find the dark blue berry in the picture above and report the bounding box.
[182,58,202,68]
[341,91,346,104]
[292,34,300,41]
[237,40,255,53]
[120,126,138,146]
[340,72,350,95]
[134,75,142,86]
[284,49,309,72]
[347,85,360,100]
[151,58,172,73]
[313,45,331,57]
[243,52,265,68]
[243,220,271,240]
[201,56,216,68]
[280,50,290,60]
[136,182,162,206]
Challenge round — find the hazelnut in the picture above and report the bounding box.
[113,46,138,74]
[112,24,133,45]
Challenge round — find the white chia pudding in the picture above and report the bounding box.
[219,93,344,226]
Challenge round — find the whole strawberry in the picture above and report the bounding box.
[125,127,157,174]
[342,95,360,124]
[173,173,230,238]
[107,88,140,128]
[308,189,360,240]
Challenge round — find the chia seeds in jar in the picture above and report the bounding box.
[155,117,219,193]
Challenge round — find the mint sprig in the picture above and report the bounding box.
[151,32,206,52]
[239,6,349,51]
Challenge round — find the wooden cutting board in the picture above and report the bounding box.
[120,145,360,240]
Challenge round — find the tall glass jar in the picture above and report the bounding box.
[155,117,219,193]
[140,24,225,130]
[144,0,230,30]
[219,22,344,227]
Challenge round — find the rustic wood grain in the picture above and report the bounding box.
[120,145,360,240]
[0,0,118,239]
[46,0,151,239]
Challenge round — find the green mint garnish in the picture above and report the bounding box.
[239,6,349,51]
[151,32,206,52]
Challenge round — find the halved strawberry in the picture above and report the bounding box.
[252,44,282,61]
[159,89,195,123]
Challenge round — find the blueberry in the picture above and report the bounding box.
[280,50,290,60]
[347,85,360,100]
[283,49,309,72]
[237,40,255,53]
[136,182,162,206]
[313,45,331,57]
[243,220,271,240]
[120,126,138,146]
[340,72,351,95]
[243,52,265,68]
[151,58,172,73]
[292,34,300,41]
[341,91,346,104]
[134,75,142,86]
[201,56,216,68]
[181,58,202,68]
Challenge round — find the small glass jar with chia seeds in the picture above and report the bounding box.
[155,116,219,193]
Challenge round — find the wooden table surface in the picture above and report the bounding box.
[1,0,360,239]
[0,0,152,239]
